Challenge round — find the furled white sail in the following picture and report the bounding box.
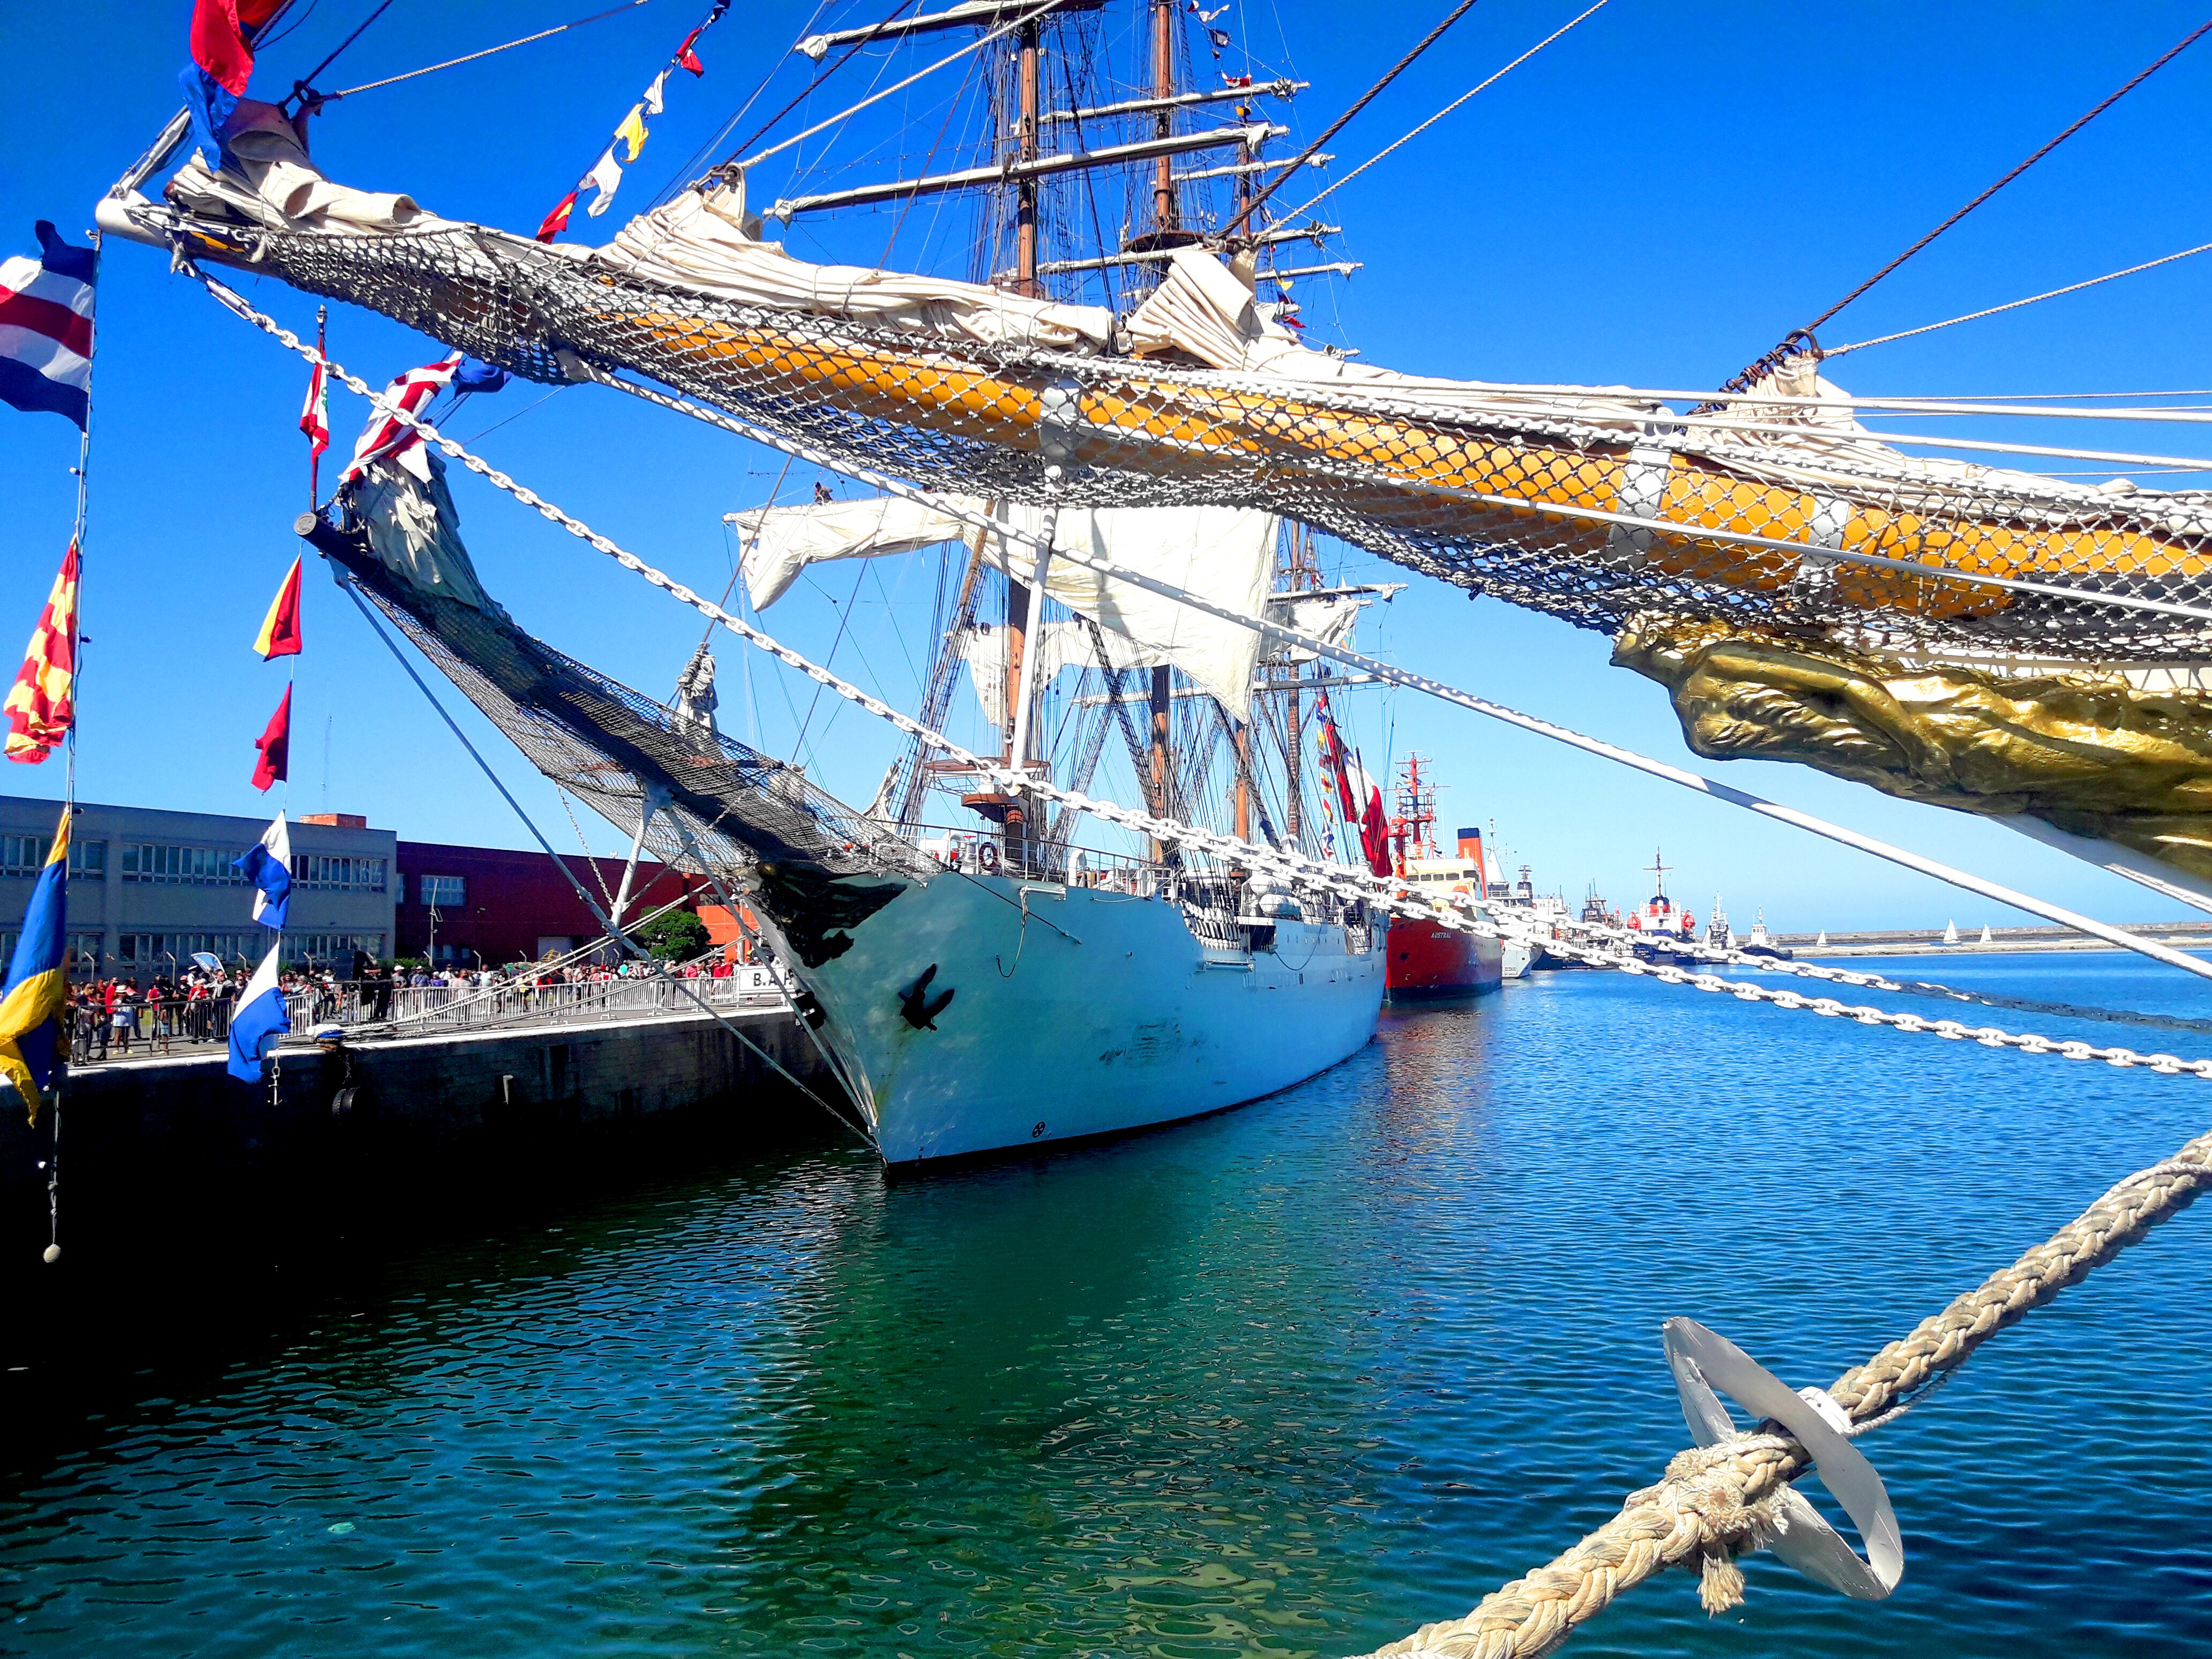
[728,495,975,609]
[727,494,1278,720]
[1264,593,1362,663]
[601,185,1116,352]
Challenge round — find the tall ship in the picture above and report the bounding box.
[256,0,1391,1165]
[1382,756,1503,1000]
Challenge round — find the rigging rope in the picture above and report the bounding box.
[1267,0,1610,231]
[191,270,2212,1075]
[1221,0,1484,240]
[732,0,1077,171]
[1705,13,2212,402]
[712,0,918,176]
[1354,1125,2212,1658]
[335,570,877,1148]
[1802,16,2212,339]
[311,0,654,104]
[283,0,398,110]
[1826,238,2212,356]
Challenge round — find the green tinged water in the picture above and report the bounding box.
[5,954,2211,1656]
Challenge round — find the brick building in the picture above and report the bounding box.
[393,840,708,967]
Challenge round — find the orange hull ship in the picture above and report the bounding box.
[1383,757,1505,1002]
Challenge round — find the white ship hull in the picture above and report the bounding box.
[761,872,1385,1165]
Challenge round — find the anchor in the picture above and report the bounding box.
[898,964,955,1030]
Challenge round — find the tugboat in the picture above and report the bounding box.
[1704,895,1735,951]
[1740,907,1795,961]
[1624,851,1699,962]
[1384,757,1505,1002]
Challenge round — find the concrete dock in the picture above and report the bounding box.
[0,1002,845,1264]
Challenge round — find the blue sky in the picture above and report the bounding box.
[4,0,2211,930]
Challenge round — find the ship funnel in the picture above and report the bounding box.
[1456,826,1483,863]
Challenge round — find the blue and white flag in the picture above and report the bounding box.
[232,810,292,930]
[226,939,289,1083]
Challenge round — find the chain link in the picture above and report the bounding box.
[196,271,2212,1086]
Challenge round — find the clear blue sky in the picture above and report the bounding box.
[4,0,2211,930]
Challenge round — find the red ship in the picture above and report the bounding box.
[1383,756,1504,1003]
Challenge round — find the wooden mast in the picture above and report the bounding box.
[1146,0,1177,865]
[1000,13,1045,870]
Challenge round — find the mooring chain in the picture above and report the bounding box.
[196,271,2212,1082]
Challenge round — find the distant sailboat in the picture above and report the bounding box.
[1815,929,1828,947]
[1944,920,1961,945]
[1978,924,1994,946]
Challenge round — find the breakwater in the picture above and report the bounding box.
[1781,920,2212,958]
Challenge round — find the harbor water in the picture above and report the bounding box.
[5,953,2211,1657]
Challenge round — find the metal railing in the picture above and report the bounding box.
[64,968,787,1063]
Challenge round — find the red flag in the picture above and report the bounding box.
[252,683,291,791]
[299,357,328,456]
[3,542,78,765]
[254,557,303,660]
[675,25,707,74]
[535,190,580,243]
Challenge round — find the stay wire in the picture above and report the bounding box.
[288,0,398,105]
[719,0,921,170]
[1802,15,2212,339]
[1826,238,2212,356]
[1221,0,1483,241]
[1267,0,1609,231]
[335,572,873,1147]
[316,1,654,103]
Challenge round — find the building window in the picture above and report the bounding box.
[392,873,404,903]
[68,839,104,878]
[419,875,466,909]
[296,854,388,892]
[118,932,265,969]
[0,833,50,875]
[122,843,249,885]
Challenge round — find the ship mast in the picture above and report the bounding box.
[997,10,1046,871]
[1145,0,1177,865]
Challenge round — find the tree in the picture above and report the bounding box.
[637,909,712,963]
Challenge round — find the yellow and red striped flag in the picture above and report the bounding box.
[3,541,78,765]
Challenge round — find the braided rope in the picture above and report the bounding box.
[194,271,2212,1082]
[1358,1129,2212,1659]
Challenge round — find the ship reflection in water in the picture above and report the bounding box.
[6,959,2211,1657]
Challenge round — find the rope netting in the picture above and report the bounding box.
[200,267,2212,1081]
[157,210,2212,666]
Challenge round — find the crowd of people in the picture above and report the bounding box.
[65,947,761,1059]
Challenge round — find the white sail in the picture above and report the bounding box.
[953,619,1145,726]
[728,494,1277,719]
[730,495,975,609]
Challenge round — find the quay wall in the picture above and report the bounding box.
[0,1008,841,1262]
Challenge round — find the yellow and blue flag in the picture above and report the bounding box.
[0,806,69,1123]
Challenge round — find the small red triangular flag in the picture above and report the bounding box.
[535,189,580,243]
[675,25,707,74]
[252,683,292,791]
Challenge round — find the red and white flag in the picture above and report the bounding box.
[0,223,96,429]
[341,355,462,484]
[298,356,328,457]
